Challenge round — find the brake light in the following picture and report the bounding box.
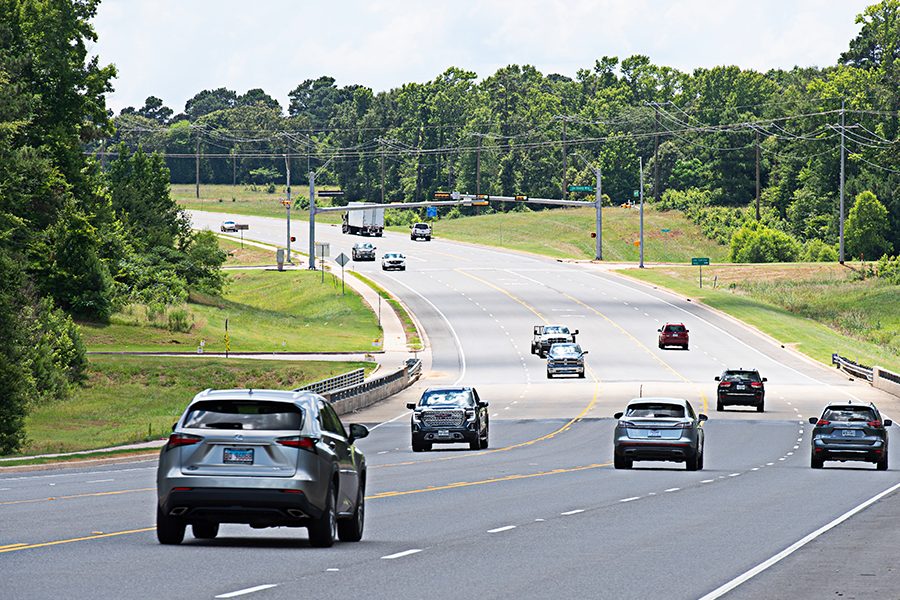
[675,422,694,429]
[867,421,883,428]
[167,433,202,450]
[718,382,731,388]
[617,420,635,428]
[750,382,762,388]
[816,419,830,426]
[277,436,317,452]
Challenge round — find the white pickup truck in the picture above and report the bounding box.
[410,222,432,241]
[530,325,579,358]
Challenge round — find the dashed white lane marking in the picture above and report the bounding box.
[87,479,114,483]
[215,584,278,598]
[561,509,584,515]
[620,497,641,503]
[488,525,516,533]
[382,549,423,560]
[665,488,680,493]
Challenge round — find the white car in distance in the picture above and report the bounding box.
[381,253,406,271]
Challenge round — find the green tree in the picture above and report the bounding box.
[730,221,800,263]
[845,191,893,259]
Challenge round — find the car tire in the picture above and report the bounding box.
[425,236,431,241]
[469,437,480,451]
[480,432,489,450]
[658,342,664,349]
[156,505,186,545]
[546,372,552,379]
[876,455,888,471]
[810,455,824,469]
[757,402,765,413]
[401,267,406,271]
[613,453,632,469]
[412,440,425,452]
[697,449,704,470]
[686,454,699,471]
[578,372,585,379]
[717,400,724,412]
[338,482,365,542]
[192,522,219,540]
[308,482,337,548]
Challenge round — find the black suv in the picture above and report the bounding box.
[809,402,891,469]
[407,387,489,452]
[351,243,376,261]
[715,369,767,412]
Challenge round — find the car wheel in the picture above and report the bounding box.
[658,342,664,349]
[480,432,489,450]
[412,440,425,452]
[338,481,365,542]
[425,236,431,241]
[546,372,552,379]
[683,344,689,350]
[757,402,765,413]
[578,372,585,379]
[685,454,699,471]
[717,400,724,412]
[810,455,824,469]
[401,267,406,271]
[697,449,704,470]
[308,482,337,548]
[469,437,480,451]
[156,505,186,545]
[876,455,888,471]
[613,453,632,469]
[192,522,219,539]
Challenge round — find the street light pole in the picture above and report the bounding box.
[570,153,602,260]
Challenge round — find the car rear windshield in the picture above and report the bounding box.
[822,407,877,422]
[723,371,760,382]
[183,400,304,430]
[420,390,473,406]
[626,404,685,418]
[664,325,685,332]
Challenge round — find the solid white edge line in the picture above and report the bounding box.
[697,480,900,600]
[215,584,278,598]
[381,549,423,560]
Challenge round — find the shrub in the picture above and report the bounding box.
[730,221,800,263]
[801,239,839,262]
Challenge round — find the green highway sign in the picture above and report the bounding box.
[661,228,671,232]
[634,190,639,197]
[568,185,594,192]
[691,257,710,266]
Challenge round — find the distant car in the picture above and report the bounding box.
[351,243,376,261]
[156,388,369,547]
[658,323,689,349]
[531,324,578,358]
[546,343,587,379]
[406,387,489,452]
[715,369,767,412]
[381,253,406,271]
[220,221,237,232]
[410,222,432,241]
[809,402,891,470]
[613,397,707,470]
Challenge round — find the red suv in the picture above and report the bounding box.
[658,323,689,349]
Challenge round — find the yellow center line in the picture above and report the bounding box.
[0,528,155,553]
[0,487,155,506]
[368,462,609,499]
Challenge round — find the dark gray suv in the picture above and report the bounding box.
[407,387,489,452]
[809,402,891,469]
[156,388,369,547]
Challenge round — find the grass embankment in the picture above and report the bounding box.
[347,271,422,350]
[620,262,900,373]
[14,356,376,459]
[4,238,384,460]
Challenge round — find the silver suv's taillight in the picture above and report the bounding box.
[166,432,202,450]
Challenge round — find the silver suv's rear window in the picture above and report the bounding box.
[626,404,685,418]
[184,400,303,430]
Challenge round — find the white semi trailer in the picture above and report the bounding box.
[342,202,385,236]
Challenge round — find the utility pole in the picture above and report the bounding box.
[756,127,761,221]
[195,127,200,199]
[639,156,645,268]
[562,117,568,200]
[653,104,660,203]
[285,154,292,262]
[381,139,386,204]
[839,99,846,264]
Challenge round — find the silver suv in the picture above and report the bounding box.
[156,388,369,547]
[613,397,707,470]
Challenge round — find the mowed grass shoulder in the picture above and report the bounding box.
[16,355,375,457]
[79,268,381,353]
[394,205,729,263]
[620,263,900,373]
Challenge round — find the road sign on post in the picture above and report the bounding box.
[569,185,594,192]
[316,190,344,197]
[691,257,710,288]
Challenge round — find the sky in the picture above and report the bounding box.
[90,0,873,116]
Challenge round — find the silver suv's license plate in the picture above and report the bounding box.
[224,448,254,464]
[437,429,450,438]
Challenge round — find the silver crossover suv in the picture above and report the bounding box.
[157,388,369,547]
[613,397,707,470]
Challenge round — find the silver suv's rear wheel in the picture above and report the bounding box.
[156,506,185,545]
[308,483,337,547]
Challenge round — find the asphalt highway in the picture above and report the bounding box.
[2,211,898,600]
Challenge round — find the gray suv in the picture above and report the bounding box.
[156,388,369,547]
[613,397,707,470]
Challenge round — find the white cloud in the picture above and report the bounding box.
[90,0,870,115]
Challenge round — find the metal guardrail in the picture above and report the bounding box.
[832,353,874,381]
[296,368,365,395]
